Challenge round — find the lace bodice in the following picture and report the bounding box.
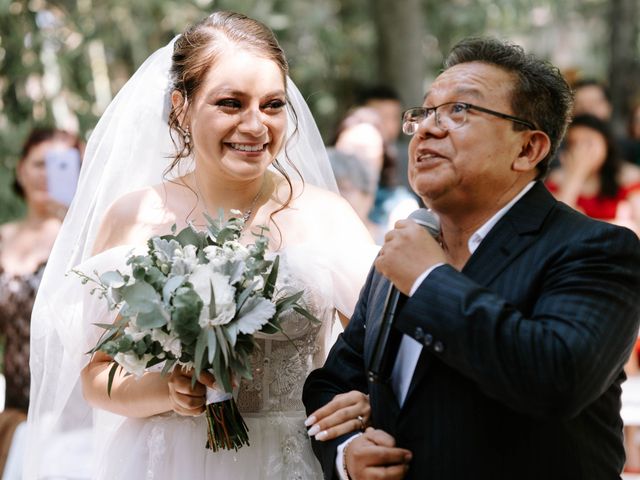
[232,247,340,413]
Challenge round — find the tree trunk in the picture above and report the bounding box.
[372,0,427,108]
[608,0,639,135]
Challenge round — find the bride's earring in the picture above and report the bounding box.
[177,124,192,157]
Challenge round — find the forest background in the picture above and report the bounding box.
[0,0,638,222]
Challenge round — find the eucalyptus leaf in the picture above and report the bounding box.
[175,225,206,250]
[99,270,126,288]
[136,305,169,329]
[162,275,184,303]
[121,282,160,314]
[172,287,203,345]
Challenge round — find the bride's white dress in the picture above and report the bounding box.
[79,241,375,480]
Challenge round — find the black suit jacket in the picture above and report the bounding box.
[303,182,640,479]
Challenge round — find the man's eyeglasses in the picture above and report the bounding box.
[402,102,536,135]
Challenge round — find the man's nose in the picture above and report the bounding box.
[415,111,446,138]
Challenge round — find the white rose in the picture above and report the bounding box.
[189,265,237,327]
[171,244,200,276]
[124,324,149,342]
[114,352,153,377]
[151,329,182,358]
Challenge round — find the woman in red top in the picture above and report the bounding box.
[546,114,640,235]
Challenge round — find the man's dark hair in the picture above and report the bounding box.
[444,37,573,179]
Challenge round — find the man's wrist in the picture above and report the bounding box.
[342,440,351,479]
[335,433,361,480]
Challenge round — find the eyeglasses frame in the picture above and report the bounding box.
[402,102,537,134]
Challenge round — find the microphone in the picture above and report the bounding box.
[367,208,440,384]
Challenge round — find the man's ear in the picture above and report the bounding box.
[171,90,189,128]
[513,130,551,172]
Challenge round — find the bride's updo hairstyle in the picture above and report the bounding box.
[167,11,301,209]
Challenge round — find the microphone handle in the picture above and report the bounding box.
[368,284,401,383]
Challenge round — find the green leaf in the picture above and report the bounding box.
[162,275,184,303]
[99,270,126,288]
[136,305,169,329]
[207,328,217,364]
[235,280,257,312]
[107,362,119,397]
[263,255,279,299]
[172,287,203,345]
[161,358,177,377]
[275,290,304,314]
[214,326,230,367]
[121,282,160,314]
[293,305,320,324]
[175,224,206,250]
[194,330,208,382]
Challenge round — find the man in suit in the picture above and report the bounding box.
[303,37,640,479]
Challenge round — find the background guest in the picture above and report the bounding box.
[621,100,640,166]
[327,147,377,230]
[331,106,418,243]
[0,127,82,478]
[546,114,640,235]
[572,78,613,121]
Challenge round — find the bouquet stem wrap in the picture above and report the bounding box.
[205,386,249,452]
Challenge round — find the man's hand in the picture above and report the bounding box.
[374,219,446,294]
[345,427,412,480]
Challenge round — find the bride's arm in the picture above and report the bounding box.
[81,351,172,417]
[81,351,215,418]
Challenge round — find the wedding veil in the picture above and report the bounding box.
[25,36,337,478]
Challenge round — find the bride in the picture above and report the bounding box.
[27,11,376,480]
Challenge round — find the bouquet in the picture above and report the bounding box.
[76,212,317,452]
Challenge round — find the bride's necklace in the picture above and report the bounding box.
[194,174,265,230]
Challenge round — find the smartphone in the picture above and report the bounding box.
[45,148,81,206]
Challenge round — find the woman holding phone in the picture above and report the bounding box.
[0,127,82,477]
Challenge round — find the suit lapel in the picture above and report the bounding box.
[463,181,555,284]
[402,182,557,405]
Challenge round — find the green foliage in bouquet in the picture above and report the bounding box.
[76,211,317,451]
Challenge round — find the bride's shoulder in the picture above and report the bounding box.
[92,184,172,254]
[283,181,374,243]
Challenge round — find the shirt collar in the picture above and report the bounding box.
[468,182,535,255]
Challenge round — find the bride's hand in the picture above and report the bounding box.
[167,367,215,416]
[305,390,370,441]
